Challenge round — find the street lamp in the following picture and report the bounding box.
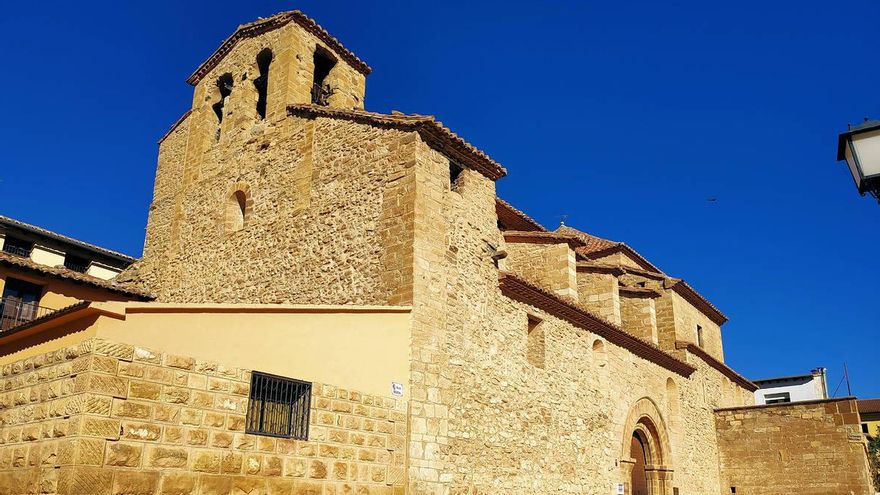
[837,119,880,202]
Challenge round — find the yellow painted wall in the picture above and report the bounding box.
[0,302,412,398]
[98,304,411,398]
[864,419,880,437]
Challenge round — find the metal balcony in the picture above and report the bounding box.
[0,297,59,332]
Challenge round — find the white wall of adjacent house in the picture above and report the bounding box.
[753,370,829,405]
[30,245,65,268]
[86,261,121,280]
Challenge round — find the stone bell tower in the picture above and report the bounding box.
[180,11,370,181]
[128,11,384,302]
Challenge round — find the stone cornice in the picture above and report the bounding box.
[502,231,585,249]
[499,273,696,378]
[665,279,727,325]
[187,10,371,86]
[674,341,757,391]
[288,104,507,180]
[618,286,662,299]
[575,261,625,276]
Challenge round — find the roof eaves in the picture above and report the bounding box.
[187,10,371,86]
[0,252,153,300]
[287,104,507,180]
[496,198,546,232]
[0,215,136,264]
[675,340,757,391]
[499,272,696,378]
[665,278,727,325]
[503,231,585,249]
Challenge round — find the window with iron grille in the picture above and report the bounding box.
[245,371,311,439]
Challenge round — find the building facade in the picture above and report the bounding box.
[0,11,874,495]
[752,368,829,405]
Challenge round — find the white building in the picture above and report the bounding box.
[752,368,829,405]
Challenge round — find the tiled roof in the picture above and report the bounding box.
[0,252,152,300]
[288,104,507,180]
[499,272,696,378]
[675,341,758,391]
[0,215,135,264]
[187,10,371,85]
[496,198,546,232]
[858,399,880,414]
[556,225,663,273]
[664,278,727,325]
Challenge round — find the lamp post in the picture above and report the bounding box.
[837,119,880,203]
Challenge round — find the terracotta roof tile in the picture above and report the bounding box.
[556,225,663,273]
[496,198,546,232]
[858,399,880,414]
[499,272,696,378]
[0,215,135,264]
[0,252,152,300]
[188,11,371,85]
[288,104,507,180]
[675,341,758,391]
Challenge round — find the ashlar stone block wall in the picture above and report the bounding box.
[504,241,578,302]
[575,270,621,325]
[0,338,407,495]
[715,398,874,495]
[619,294,658,344]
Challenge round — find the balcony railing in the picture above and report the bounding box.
[2,244,32,258]
[63,261,89,273]
[0,297,58,332]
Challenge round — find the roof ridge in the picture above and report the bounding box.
[187,10,372,86]
[0,251,152,299]
[0,214,136,263]
[287,104,506,180]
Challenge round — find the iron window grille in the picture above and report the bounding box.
[245,371,311,439]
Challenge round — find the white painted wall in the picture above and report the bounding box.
[754,371,828,405]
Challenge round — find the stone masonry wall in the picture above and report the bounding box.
[504,242,577,302]
[0,338,407,495]
[619,295,658,344]
[129,113,418,306]
[715,398,874,495]
[575,270,621,325]
[405,136,754,494]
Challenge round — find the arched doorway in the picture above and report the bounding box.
[620,398,675,495]
[630,432,650,495]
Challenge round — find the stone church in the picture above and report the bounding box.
[0,10,873,495]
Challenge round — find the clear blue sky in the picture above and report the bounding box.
[1,1,877,397]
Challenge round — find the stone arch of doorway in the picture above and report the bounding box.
[619,397,675,495]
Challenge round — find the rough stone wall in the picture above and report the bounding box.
[504,242,577,301]
[576,270,621,325]
[129,113,417,306]
[595,252,643,270]
[619,295,658,344]
[0,338,407,495]
[404,136,752,495]
[715,398,874,495]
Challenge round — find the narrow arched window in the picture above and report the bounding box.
[254,49,273,119]
[212,73,234,124]
[226,189,249,233]
[311,46,336,105]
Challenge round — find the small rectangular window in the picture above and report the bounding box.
[696,325,704,348]
[526,315,545,369]
[450,162,464,191]
[63,254,90,273]
[764,392,791,404]
[245,371,311,439]
[2,236,33,257]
